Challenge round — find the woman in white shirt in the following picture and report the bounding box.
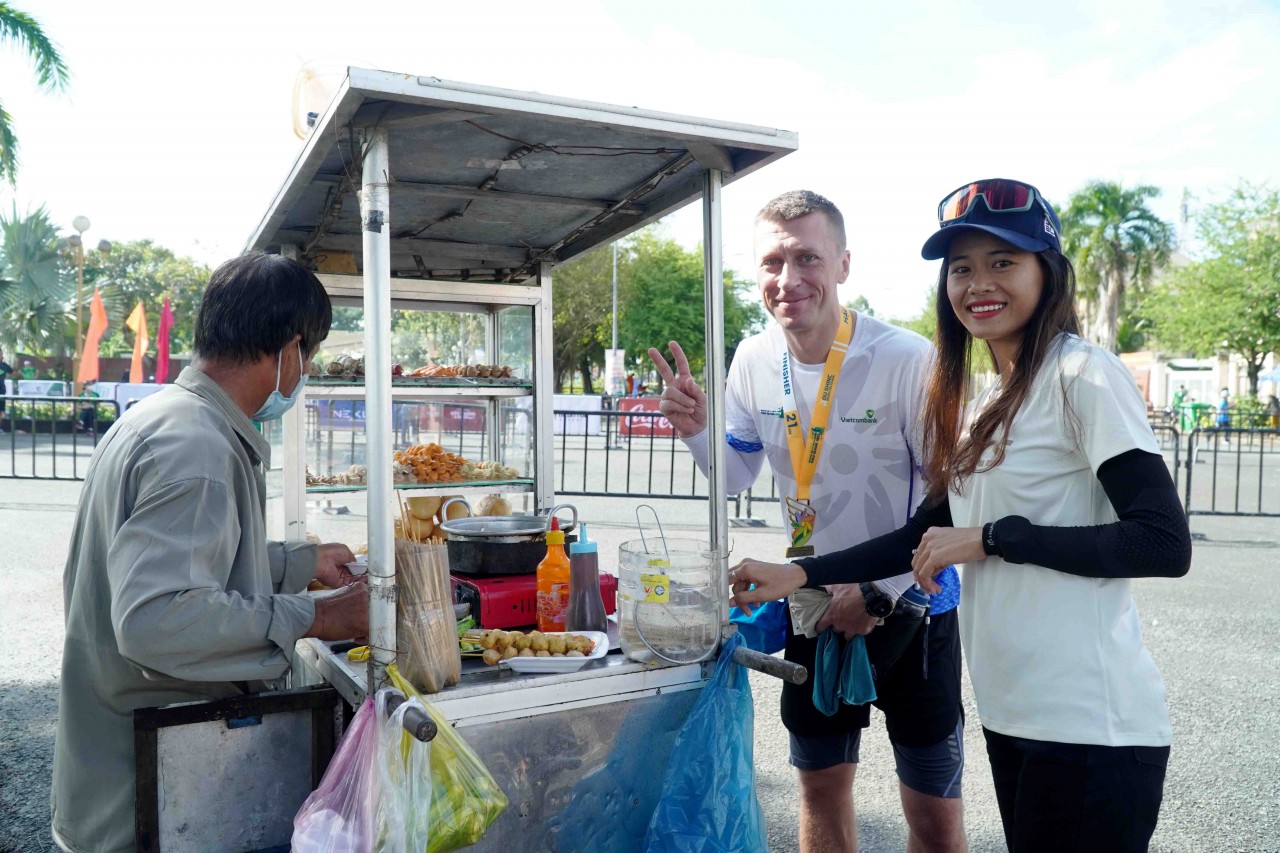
[728,179,1191,852]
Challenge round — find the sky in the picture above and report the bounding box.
[4,0,1280,320]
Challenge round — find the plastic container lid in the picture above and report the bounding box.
[545,515,565,545]
[569,522,596,554]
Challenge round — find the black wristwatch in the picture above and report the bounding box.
[860,582,895,619]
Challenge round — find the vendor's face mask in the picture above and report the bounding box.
[253,343,307,421]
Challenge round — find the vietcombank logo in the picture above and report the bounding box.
[841,408,879,424]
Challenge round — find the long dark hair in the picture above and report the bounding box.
[919,247,1082,500]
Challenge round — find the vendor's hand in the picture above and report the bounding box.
[817,584,880,639]
[728,558,807,615]
[315,542,364,588]
[306,583,369,641]
[646,341,707,439]
[911,526,985,594]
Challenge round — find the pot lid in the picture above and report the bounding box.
[438,503,578,539]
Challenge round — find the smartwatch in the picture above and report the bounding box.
[859,582,895,619]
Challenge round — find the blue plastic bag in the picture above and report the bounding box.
[643,633,768,852]
[730,599,788,655]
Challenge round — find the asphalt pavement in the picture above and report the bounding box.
[1,476,1277,852]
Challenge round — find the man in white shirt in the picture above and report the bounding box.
[648,191,965,852]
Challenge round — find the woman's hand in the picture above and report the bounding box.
[911,526,985,593]
[728,558,808,615]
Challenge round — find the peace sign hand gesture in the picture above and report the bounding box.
[646,340,707,439]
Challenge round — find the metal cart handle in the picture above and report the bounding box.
[732,645,809,685]
[385,690,438,742]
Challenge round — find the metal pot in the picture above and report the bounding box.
[439,499,577,575]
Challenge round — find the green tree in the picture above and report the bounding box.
[620,232,764,388]
[85,240,210,358]
[1146,184,1280,396]
[1060,181,1175,353]
[550,242,611,392]
[1,3,69,184]
[0,203,71,355]
[844,294,875,317]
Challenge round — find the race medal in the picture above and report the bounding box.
[781,308,853,560]
[785,497,817,558]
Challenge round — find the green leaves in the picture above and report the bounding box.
[1061,181,1176,353]
[1145,183,1280,394]
[0,3,70,184]
[0,203,70,355]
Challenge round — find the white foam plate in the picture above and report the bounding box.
[344,555,369,576]
[501,631,609,674]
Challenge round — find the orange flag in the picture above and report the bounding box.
[125,302,149,384]
[77,289,109,383]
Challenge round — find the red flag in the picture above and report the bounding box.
[126,302,149,384]
[155,298,175,383]
[77,289,109,384]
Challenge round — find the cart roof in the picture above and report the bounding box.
[246,68,797,283]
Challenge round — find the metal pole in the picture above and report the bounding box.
[611,241,619,394]
[534,262,556,511]
[359,128,395,692]
[701,169,729,626]
[74,243,84,390]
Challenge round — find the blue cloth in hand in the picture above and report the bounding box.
[812,629,877,716]
[730,600,788,655]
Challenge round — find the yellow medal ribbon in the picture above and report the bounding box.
[783,307,854,553]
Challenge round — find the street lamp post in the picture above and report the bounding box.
[65,216,111,392]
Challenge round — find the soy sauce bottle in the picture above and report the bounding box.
[565,523,608,634]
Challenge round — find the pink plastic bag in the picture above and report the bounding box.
[293,697,381,853]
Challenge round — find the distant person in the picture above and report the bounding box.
[119,367,130,382]
[633,382,647,397]
[0,348,14,431]
[21,359,37,380]
[1171,384,1187,412]
[1266,394,1280,429]
[1216,387,1232,441]
[625,372,636,395]
[52,253,368,853]
[76,382,101,433]
[731,178,1191,853]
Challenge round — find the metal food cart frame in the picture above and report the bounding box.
[245,67,797,847]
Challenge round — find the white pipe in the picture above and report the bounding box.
[360,128,395,691]
[702,170,729,625]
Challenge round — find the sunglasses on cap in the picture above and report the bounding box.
[937,178,1048,224]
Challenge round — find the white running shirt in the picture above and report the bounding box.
[949,334,1172,747]
[686,315,931,595]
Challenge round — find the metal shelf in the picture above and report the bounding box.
[306,381,532,400]
[305,479,534,496]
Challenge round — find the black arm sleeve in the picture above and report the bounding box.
[796,499,954,588]
[991,448,1192,579]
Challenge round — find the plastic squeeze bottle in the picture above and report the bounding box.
[565,523,608,634]
[536,517,571,632]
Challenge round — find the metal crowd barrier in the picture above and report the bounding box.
[1182,426,1280,517]
[0,395,122,480]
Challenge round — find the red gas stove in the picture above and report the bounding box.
[451,572,618,630]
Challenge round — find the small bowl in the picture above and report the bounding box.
[344,555,369,576]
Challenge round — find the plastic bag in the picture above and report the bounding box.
[387,664,508,852]
[643,633,768,852]
[730,599,788,654]
[374,688,433,853]
[293,697,381,853]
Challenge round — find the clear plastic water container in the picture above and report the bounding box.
[617,538,721,664]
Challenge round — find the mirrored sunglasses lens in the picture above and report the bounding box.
[982,180,1031,211]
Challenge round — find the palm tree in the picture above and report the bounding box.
[0,204,73,356]
[1060,181,1175,353]
[1,3,70,184]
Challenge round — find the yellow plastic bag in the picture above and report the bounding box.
[387,665,508,852]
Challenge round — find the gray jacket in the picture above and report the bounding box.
[51,366,318,853]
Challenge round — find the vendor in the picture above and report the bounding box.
[51,252,369,853]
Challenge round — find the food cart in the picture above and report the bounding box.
[245,67,798,848]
